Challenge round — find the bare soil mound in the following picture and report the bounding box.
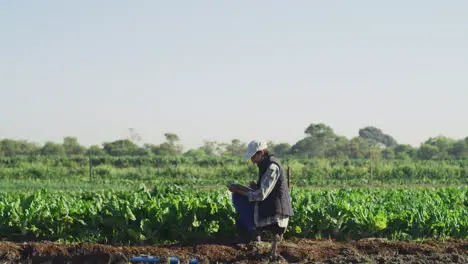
[0,238,467,263]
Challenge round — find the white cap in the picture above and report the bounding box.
[243,140,268,159]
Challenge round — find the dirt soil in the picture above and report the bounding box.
[0,238,467,264]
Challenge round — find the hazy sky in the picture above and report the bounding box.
[1,1,467,149]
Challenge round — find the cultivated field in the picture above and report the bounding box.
[0,156,467,263]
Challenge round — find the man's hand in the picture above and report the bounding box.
[228,184,250,196]
[228,184,236,192]
[249,181,257,189]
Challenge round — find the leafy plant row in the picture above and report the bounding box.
[2,155,468,168]
[0,186,467,244]
[1,159,467,186]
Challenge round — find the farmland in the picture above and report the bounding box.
[2,186,468,244]
[0,156,468,263]
[1,155,467,191]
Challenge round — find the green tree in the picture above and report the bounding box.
[417,144,439,160]
[128,128,142,144]
[40,142,66,156]
[269,142,292,157]
[63,137,86,155]
[151,133,183,156]
[423,136,456,160]
[325,136,349,159]
[291,123,338,158]
[358,126,398,147]
[86,145,106,156]
[222,139,247,156]
[394,144,417,160]
[144,143,162,156]
[382,148,395,160]
[183,149,207,157]
[347,137,381,159]
[448,139,468,159]
[198,141,223,156]
[0,139,40,156]
[102,139,144,156]
[424,136,455,149]
[304,123,335,138]
[164,133,179,144]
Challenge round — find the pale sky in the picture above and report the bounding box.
[1,1,467,149]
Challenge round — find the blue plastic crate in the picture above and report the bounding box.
[130,256,162,263]
[130,256,201,263]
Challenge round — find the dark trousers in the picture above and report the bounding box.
[232,193,255,231]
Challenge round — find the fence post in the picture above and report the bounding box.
[89,149,93,182]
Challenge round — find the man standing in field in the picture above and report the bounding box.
[228,140,293,243]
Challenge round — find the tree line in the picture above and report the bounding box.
[1,123,467,160]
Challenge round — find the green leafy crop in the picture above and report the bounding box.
[0,186,467,244]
